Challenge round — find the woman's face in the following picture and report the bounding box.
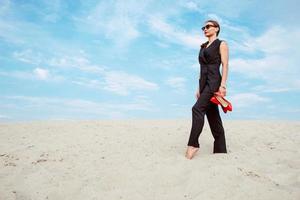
[202,22,218,37]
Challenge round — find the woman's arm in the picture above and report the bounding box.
[218,41,229,96]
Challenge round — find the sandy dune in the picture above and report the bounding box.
[0,119,299,200]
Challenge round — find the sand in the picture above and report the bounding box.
[0,119,299,200]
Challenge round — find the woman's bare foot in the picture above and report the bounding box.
[185,146,199,159]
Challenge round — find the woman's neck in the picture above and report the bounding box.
[208,36,217,43]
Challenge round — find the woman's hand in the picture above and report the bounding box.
[215,86,226,97]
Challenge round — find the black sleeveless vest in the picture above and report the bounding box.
[198,38,223,93]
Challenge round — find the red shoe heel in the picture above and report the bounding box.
[210,96,221,105]
[210,95,233,113]
[221,102,232,113]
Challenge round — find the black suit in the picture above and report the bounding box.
[199,39,222,94]
[187,38,227,153]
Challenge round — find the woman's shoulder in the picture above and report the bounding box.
[219,39,228,46]
[200,41,209,48]
[200,38,226,48]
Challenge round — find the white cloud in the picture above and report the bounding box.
[76,0,150,47]
[207,13,224,24]
[230,26,300,92]
[194,0,253,18]
[103,71,159,95]
[13,49,42,64]
[2,95,156,120]
[165,77,186,93]
[0,68,63,82]
[41,0,62,22]
[230,93,270,109]
[148,15,201,49]
[0,114,10,119]
[49,55,105,74]
[49,54,159,95]
[154,41,170,48]
[0,19,23,44]
[9,48,159,96]
[33,68,49,80]
[183,1,198,10]
[71,78,103,88]
[0,0,10,16]
[237,25,298,55]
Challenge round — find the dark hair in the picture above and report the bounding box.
[205,19,220,36]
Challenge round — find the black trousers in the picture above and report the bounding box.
[187,84,227,153]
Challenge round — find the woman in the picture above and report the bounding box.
[185,19,229,159]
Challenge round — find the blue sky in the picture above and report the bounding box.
[0,0,299,121]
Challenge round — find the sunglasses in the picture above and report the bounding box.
[201,24,217,31]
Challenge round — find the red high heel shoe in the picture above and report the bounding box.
[210,95,233,113]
